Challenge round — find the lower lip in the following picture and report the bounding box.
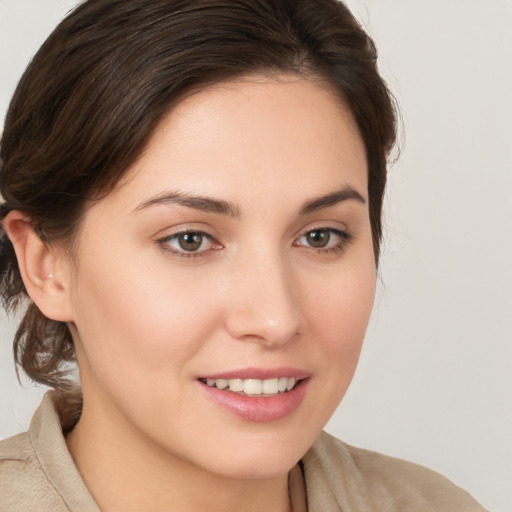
[199,379,309,423]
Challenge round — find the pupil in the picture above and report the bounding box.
[307,230,330,248]
[179,232,202,251]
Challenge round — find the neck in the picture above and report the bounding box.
[66,396,292,512]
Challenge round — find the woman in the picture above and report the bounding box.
[0,0,488,510]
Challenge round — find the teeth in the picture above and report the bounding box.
[216,378,228,389]
[262,378,279,395]
[228,379,243,392]
[204,377,299,395]
[243,379,262,395]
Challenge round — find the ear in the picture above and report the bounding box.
[2,210,74,322]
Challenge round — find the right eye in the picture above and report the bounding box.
[158,230,221,256]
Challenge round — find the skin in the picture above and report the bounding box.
[5,75,376,512]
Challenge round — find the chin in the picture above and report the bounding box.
[206,450,301,480]
[191,424,319,480]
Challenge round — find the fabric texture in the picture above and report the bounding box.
[0,394,488,512]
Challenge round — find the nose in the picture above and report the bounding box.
[224,251,302,348]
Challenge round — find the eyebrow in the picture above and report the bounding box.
[299,186,366,215]
[134,191,241,217]
[134,185,365,217]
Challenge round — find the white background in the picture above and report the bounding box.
[1,1,511,511]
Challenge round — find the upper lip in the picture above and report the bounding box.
[198,367,310,381]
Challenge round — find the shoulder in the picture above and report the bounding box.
[0,431,39,491]
[302,431,488,511]
[0,431,69,512]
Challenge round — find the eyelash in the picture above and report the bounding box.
[293,227,352,255]
[156,227,352,259]
[156,230,220,259]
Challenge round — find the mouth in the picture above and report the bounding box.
[197,368,310,421]
[198,376,300,397]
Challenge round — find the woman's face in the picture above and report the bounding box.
[66,75,375,479]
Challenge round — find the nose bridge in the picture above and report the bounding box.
[225,244,301,347]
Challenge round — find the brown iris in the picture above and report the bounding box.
[178,232,204,251]
[305,229,331,248]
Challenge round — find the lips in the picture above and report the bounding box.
[197,368,310,422]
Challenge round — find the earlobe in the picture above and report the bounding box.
[2,210,74,322]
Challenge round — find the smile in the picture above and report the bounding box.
[201,377,298,396]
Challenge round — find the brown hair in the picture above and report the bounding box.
[0,0,397,400]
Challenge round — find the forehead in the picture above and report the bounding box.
[112,74,368,209]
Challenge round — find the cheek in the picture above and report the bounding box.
[291,256,375,444]
[302,253,376,394]
[70,252,223,389]
[306,262,376,345]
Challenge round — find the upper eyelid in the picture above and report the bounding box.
[294,223,350,239]
[155,223,351,246]
[156,225,349,240]
[158,226,346,238]
[156,226,219,241]
[162,229,213,238]
[157,230,219,249]
[294,227,351,243]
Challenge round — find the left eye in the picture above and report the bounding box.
[294,228,347,249]
[162,231,214,253]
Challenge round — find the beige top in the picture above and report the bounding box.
[0,394,487,512]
